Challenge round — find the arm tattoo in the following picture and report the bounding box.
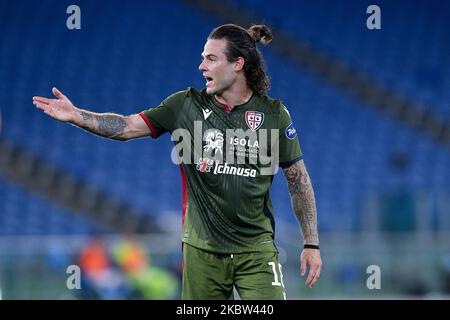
[77,110,127,140]
[80,111,92,122]
[96,115,126,138]
[283,160,319,245]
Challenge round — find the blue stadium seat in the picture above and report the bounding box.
[0,177,107,235]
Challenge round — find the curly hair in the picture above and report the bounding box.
[208,24,273,95]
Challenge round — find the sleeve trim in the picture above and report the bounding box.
[279,156,303,168]
[139,112,158,139]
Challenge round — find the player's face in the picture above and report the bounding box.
[199,39,237,95]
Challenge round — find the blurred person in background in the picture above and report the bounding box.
[33,23,322,300]
[111,236,178,299]
[78,237,130,299]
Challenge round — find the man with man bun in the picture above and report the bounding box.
[33,24,322,300]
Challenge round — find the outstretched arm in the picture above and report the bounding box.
[283,159,323,288]
[33,87,151,141]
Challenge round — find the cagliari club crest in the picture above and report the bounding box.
[245,111,265,131]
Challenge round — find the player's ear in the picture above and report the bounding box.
[234,57,245,72]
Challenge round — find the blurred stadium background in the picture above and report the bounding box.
[0,0,449,299]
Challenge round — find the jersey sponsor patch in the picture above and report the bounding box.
[245,111,264,131]
[285,123,297,140]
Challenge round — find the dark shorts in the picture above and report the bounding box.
[182,243,286,300]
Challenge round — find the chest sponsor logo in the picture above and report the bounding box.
[196,157,257,178]
[228,136,259,160]
[245,111,264,131]
[203,129,223,156]
[285,123,297,140]
[172,121,280,176]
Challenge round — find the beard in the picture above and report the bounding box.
[206,78,234,96]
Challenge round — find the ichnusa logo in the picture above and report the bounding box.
[196,158,257,177]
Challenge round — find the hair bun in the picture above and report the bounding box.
[248,25,273,45]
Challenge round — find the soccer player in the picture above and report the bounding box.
[33,24,322,300]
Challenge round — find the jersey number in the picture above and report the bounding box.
[268,261,285,288]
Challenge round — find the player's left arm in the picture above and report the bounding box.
[283,159,323,288]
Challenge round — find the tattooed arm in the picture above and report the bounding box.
[74,109,148,141]
[283,159,322,288]
[33,87,151,141]
[283,159,319,245]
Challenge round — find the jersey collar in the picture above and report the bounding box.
[212,92,255,114]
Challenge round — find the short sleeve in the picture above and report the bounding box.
[278,105,303,168]
[139,90,186,138]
